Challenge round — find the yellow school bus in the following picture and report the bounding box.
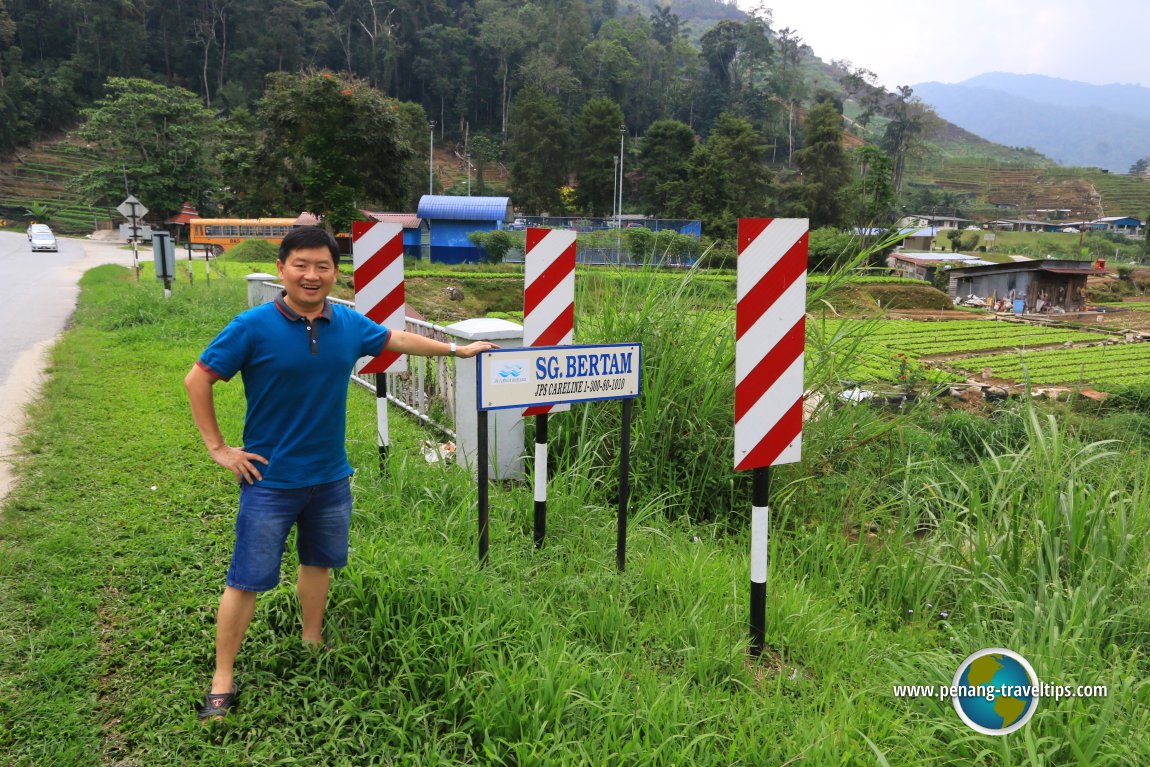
[188,218,298,254]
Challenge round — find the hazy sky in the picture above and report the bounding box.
[735,0,1149,90]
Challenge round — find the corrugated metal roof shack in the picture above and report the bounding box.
[947,260,1106,312]
[363,211,424,259]
[416,195,513,264]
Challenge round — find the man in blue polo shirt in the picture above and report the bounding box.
[186,227,495,720]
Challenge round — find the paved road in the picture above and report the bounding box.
[0,231,138,498]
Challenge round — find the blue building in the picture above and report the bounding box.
[417,195,513,264]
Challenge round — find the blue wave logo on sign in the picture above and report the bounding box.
[493,360,527,384]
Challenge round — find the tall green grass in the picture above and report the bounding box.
[552,229,909,523]
[0,264,1147,764]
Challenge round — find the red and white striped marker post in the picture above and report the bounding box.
[523,227,576,547]
[352,221,406,469]
[735,218,808,655]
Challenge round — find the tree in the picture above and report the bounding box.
[637,119,695,216]
[581,27,639,104]
[508,86,569,215]
[574,97,625,216]
[791,100,851,228]
[412,25,474,135]
[650,6,683,47]
[234,70,413,233]
[477,0,527,139]
[774,26,805,165]
[1130,157,1150,176]
[846,145,896,227]
[676,112,772,237]
[881,85,933,196]
[945,228,963,252]
[74,77,218,217]
[469,134,500,196]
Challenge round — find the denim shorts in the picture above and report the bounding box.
[227,477,353,592]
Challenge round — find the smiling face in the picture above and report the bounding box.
[276,245,338,317]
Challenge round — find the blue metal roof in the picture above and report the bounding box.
[417,195,512,222]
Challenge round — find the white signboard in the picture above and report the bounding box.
[477,344,641,411]
[119,223,154,241]
[117,195,148,220]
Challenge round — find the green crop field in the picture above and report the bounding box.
[807,318,1104,386]
[959,343,1150,386]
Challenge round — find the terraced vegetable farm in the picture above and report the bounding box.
[957,343,1150,386]
[815,318,1101,357]
[807,317,1149,388]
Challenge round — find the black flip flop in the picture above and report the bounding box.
[197,683,238,720]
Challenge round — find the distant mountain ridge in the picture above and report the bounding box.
[961,73,1150,120]
[913,73,1150,173]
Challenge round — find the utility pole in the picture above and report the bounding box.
[612,155,619,221]
[464,121,472,196]
[617,124,625,229]
[617,125,625,258]
[429,121,436,195]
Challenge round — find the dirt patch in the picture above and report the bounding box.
[403,275,523,324]
[1129,269,1150,291]
[820,284,953,315]
[885,308,988,321]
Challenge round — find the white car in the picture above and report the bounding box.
[27,223,51,240]
[30,230,58,252]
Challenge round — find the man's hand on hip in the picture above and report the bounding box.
[209,445,269,484]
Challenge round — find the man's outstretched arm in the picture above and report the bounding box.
[383,329,498,359]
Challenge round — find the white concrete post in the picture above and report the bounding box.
[447,318,525,480]
[245,272,278,307]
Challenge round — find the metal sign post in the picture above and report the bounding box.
[735,218,808,657]
[117,195,148,282]
[475,344,642,567]
[152,231,175,298]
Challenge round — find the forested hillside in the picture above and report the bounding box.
[0,0,964,237]
[2,0,762,151]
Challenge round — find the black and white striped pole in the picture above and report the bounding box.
[533,413,548,548]
[375,372,389,469]
[750,467,769,654]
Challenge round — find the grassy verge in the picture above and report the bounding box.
[1,266,1148,764]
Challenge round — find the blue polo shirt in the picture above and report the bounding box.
[197,292,390,489]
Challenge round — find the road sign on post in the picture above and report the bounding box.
[118,195,149,280]
[152,230,175,298]
[735,217,808,657]
[116,195,148,221]
[352,221,406,468]
[475,344,642,568]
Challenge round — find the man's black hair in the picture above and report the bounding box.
[279,226,340,264]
